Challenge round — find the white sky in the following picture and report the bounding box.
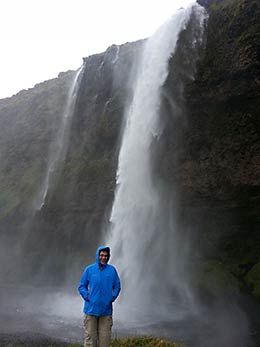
[0,0,195,99]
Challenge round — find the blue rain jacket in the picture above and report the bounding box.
[78,246,121,316]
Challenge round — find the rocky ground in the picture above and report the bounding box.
[0,310,259,347]
[0,333,72,347]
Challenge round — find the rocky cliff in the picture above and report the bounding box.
[183,0,260,300]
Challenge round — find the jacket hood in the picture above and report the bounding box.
[96,246,110,265]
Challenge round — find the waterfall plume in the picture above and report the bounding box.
[107,3,207,323]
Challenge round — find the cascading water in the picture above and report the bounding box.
[34,64,85,210]
[107,3,207,323]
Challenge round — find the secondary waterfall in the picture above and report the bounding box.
[34,64,85,210]
[107,4,207,323]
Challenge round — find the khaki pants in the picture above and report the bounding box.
[83,314,113,347]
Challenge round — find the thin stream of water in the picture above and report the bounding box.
[34,64,85,210]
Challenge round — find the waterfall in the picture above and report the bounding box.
[34,64,85,210]
[107,4,207,323]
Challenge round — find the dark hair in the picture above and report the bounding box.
[99,247,110,255]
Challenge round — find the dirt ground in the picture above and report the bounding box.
[0,332,74,347]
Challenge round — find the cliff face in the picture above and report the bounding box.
[182,0,260,299]
[0,72,74,220]
[0,0,259,310]
[0,71,76,283]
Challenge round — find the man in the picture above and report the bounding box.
[78,246,121,347]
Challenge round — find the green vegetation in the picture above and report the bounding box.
[245,263,260,299]
[202,261,242,292]
[195,0,260,94]
[110,337,182,347]
[66,337,182,347]
[0,336,184,347]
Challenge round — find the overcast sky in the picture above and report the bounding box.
[0,0,195,99]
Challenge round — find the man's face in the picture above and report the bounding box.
[99,251,109,264]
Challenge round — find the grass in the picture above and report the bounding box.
[67,337,182,347]
[110,337,182,347]
[0,335,182,347]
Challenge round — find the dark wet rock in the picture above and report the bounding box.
[178,0,260,301]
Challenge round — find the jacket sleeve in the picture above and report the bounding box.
[78,267,89,301]
[112,268,121,302]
